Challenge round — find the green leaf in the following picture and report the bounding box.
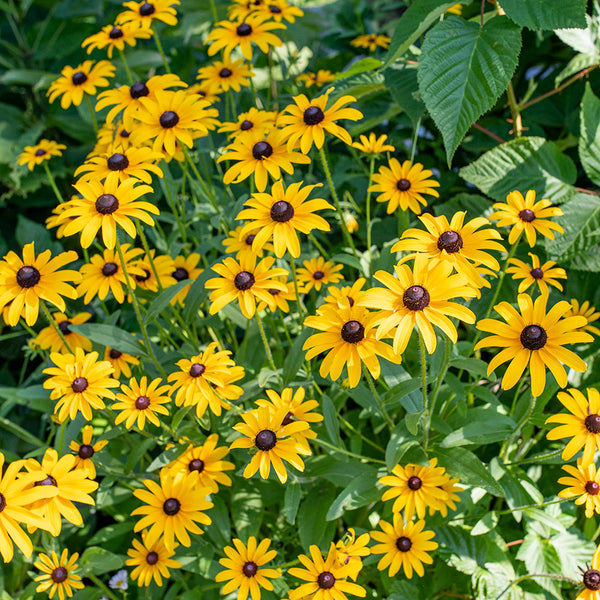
[282,329,309,385]
[448,357,488,378]
[0,415,44,448]
[87,522,132,546]
[182,267,213,322]
[579,83,600,187]
[284,481,302,525]
[325,469,380,520]
[555,16,598,55]
[516,533,562,594]
[231,487,263,539]
[79,547,124,576]
[297,486,337,551]
[498,0,586,30]
[335,57,382,80]
[384,65,425,126]
[147,445,184,472]
[435,526,488,575]
[69,323,146,357]
[383,0,471,68]
[440,408,515,448]
[142,280,192,324]
[322,394,342,446]
[460,136,577,203]
[418,15,522,164]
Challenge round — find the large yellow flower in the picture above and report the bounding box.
[17,139,66,171]
[558,459,600,518]
[475,294,592,398]
[34,549,84,599]
[236,181,332,257]
[506,253,567,296]
[126,532,182,587]
[196,58,255,94]
[82,21,152,58]
[34,311,92,354]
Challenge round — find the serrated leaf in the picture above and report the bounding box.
[435,525,488,575]
[418,15,521,164]
[579,83,600,186]
[556,16,599,55]
[384,65,425,126]
[555,52,599,87]
[516,533,562,594]
[460,136,577,203]
[383,0,471,68]
[499,0,586,30]
[69,323,146,357]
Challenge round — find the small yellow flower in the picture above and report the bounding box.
[558,459,600,518]
[350,33,391,52]
[34,549,85,599]
[112,376,171,430]
[506,253,567,296]
[69,425,108,479]
[17,140,66,171]
[351,132,394,154]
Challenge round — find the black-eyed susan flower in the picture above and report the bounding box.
[42,348,119,422]
[169,435,234,493]
[296,70,335,88]
[256,277,296,313]
[0,242,80,327]
[126,532,182,587]
[197,58,255,94]
[303,301,401,388]
[391,211,505,290]
[132,90,219,156]
[113,376,171,430]
[288,543,366,600]
[323,278,367,309]
[47,60,115,109]
[489,190,564,247]
[131,470,213,550]
[436,475,462,517]
[168,342,245,418]
[257,0,304,22]
[219,128,311,192]
[34,311,92,353]
[118,0,179,26]
[237,181,332,258]
[227,0,264,20]
[69,425,108,480]
[132,251,176,292]
[350,33,391,52]
[0,453,56,562]
[216,537,280,600]
[379,458,452,519]
[206,255,288,318]
[64,177,158,249]
[75,145,164,185]
[104,346,140,378]
[370,515,438,579]
[82,22,152,58]
[296,256,343,293]
[18,140,66,171]
[95,120,137,153]
[34,549,84,599]
[475,294,592,398]
[577,543,600,600]
[24,448,98,537]
[169,254,202,305]
[223,225,273,259]
[351,132,394,154]
[279,88,363,154]
[335,530,370,581]
[546,388,600,464]
[219,107,277,138]
[359,256,476,355]
[206,14,285,61]
[46,201,76,239]
[230,405,310,483]
[187,82,220,104]
[96,74,186,124]
[558,459,600,518]
[369,159,440,215]
[506,253,567,296]
[566,299,600,337]
[77,244,145,304]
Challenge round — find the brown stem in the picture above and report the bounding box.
[576,186,600,196]
[472,123,506,144]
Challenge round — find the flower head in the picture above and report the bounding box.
[17,140,66,171]
[565,299,600,336]
[197,58,255,94]
[577,543,600,600]
[350,34,391,52]
[34,311,92,353]
[558,459,600,518]
[104,346,140,379]
[34,549,84,599]
[117,0,180,27]
[223,225,274,259]
[323,278,367,309]
[335,529,370,581]
[296,256,343,293]
[69,425,108,479]
[296,70,335,88]
[506,253,567,296]
[109,569,129,590]
[82,22,152,58]
[219,107,276,138]
[112,376,171,430]
[351,132,394,154]
[126,533,182,587]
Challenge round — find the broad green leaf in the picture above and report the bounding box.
[448,357,488,378]
[284,481,302,525]
[322,394,342,446]
[87,522,132,546]
[556,16,598,55]
[297,486,337,551]
[205,495,231,547]
[383,0,471,68]
[0,415,45,448]
[418,15,521,164]
[552,530,595,574]
[516,533,562,594]
[143,280,192,324]
[79,547,124,575]
[305,455,375,487]
[499,0,586,30]
[555,52,599,87]
[325,467,379,520]
[579,84,600,186]
[441,408,515,448]
[335,57,382,80]
[327,72,385,101]
[231,487,263,539]
[435,525,488,575]
[460,136,577,203]
[69,323,146,357]
[384,65,425,126]
[147,445,184,472]
[182,267,213,321]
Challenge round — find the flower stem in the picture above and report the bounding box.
[365,154,375,273]
[418,330,429,447]
[136,221,163,292]
[255,311,280,380]
[208,0,218,20]
[40,301,73,354]
[500,392,537,461]
[152,28,170,73]
[88,574,120,600]
[506,80,522,138]
[118,48,134,84]
[289,257,304,325]
[308,232,329,259]
[364,367,393,430]
[43,162,64,204]
[84,95,98,134]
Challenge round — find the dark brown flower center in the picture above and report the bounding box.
[135,269,151,283]
[243,561,258,577]
[58,320,72,335]
[240,119,254,131]
[72,71,87,85]
[586,481,600,495]
[188,458,204,472]
[236,23,252,36]
[78,444,95,459]
[303,106,325,125]
[139,2,155,15]
[51,567,68,583]
[403,285,430,311]
[173,267,189,281]
[163,498,181,515]
[519,209,536,222]
[109,348,122,359]
[530,268,543,279]
[219,68,233,78]
[270,5,282,13]
[584,569,600,591]
[160,111,179,128]
[189,363,206,377]
[312,270,324,280]
[407,476,422,490]
[585,414,600,433]
[102,262,119,276]
[146,551,159,565]
[437,231,463,253]
[255,429,277,451]
[107,153,129,171]
[234,271,255,290]
[245,234,256,245]
[35,474,57,487]
[341,320,364,343]
[520,325,547,350]
[130,81,150,98]
[317,572,335,589]
[270,200,294,222]
[72,377,88,393]
[109,26,123,39]
[16,266,41,289]
[135,395,151,410]
[0,493,5,512]
[396,536,412,552]
[397,178,411,191]
[282,411,294,426]
[252,141,273,160]
[119,129,130,138]
[35,148,47,156]
[95,193,119,215]
[268,288,281,295]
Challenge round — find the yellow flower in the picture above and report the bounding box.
[335,529,370,581]
[34,549,84,600]
[296,256,343,293]
[117,0,180,27]
[104,346,140,379]
[323,278,367,309]
[256,276,296,313]
[68,425,108,479]
[255,0,304,22]
[17,139,66,171]
[132,251,176,292]
[489,189,564,247]
[170,253,203,305]
[577,543,600,600]
[296,70,335,88]
[113,376,171,430]
[565,299,600,337]
[506,253,567,296]
[82,21,152,58]
[126,533,182,587]
[350,34,391,51]
[558,459,600,518]
[187,82,220,104]
[34,311,92,353]
[351,132,394,154]
[446,3,463,15]
[219,107,277,138]
[222,225,274,259]
[197,58,255,94]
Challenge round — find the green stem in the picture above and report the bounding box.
[318,145,359,260]
[366,154,375,273]
[409,116,421,163]
[161,163,187,244]
[255,311,280,380]
[40,301,73,354]
[277,310,293,347]
[312,438,386,465]
[152,28,170,73]
[418,330,429,447]
[500,392,537,461]
[119,48,134,85]
[308,233,329,259]
[208,0,218,20]
[495,573,579,600]
[136,221,164,292]
[290,257,304,324]
[427,335,451,445]
[88,574,120,600]
[84,95,98,134]
[364,368,393,430]
[506,81,522,138]
[397,209,409,243]
[43,162,64,204]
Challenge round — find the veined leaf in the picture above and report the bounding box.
[579,84,600,186]
[384,65,425,126]
[70,323,147,357]
[499,0,586,30]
